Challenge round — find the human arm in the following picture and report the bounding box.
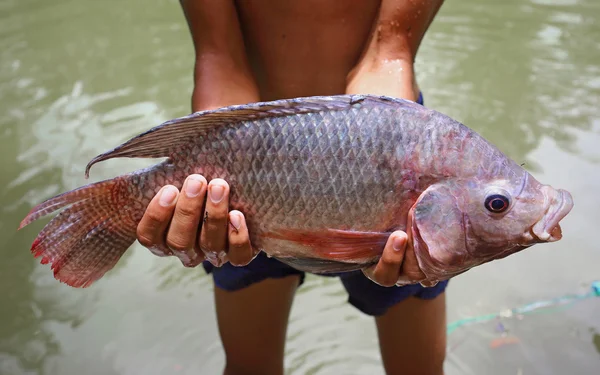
[346,0,444,102]
[180,0,260,111]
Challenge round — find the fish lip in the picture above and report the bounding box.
[531,188,574,242]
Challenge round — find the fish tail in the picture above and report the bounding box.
[19,176,140,288]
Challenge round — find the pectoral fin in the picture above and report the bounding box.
[264,228,390,264]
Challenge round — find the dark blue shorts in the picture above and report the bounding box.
[202,92,449,316]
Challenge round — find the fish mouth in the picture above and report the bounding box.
[531,188,574,242]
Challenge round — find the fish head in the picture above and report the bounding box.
[407,173,574,284]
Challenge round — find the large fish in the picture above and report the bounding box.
[19,95,574,288]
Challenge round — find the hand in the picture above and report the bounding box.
[362,212,427,287]
[135,174,257,267]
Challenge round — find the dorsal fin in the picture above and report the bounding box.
[84,94,409,178]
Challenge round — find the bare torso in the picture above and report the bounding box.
[234,0,381,99]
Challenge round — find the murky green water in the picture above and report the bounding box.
[1,0,599,374]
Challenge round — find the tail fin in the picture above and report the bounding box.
[19,177,138,288]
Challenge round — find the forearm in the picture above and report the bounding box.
[346,0,444,100]
[180,0,260,112]
[191,54,260,111]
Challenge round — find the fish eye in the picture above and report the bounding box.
[485,194,510,213]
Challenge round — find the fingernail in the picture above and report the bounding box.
[185,177,203,198]
[209,184,225,203]
[159,186,178,207]
[393,236,404,251]
[229,212,241,230]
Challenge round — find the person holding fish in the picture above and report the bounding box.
[139,1,448,374]
[20,1,573,375]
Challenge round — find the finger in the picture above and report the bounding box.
[146,244,173,258]
[227,210,255,266]
[165,174,207,267]
[136,185,179,256]
[401,211,428,282]
[369,231,408,287]
[199,178,230,266]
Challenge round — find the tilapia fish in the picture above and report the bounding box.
[19,95,574,288]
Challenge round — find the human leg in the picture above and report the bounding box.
[204,253,304,375]
[375,293,447,375]
[340,270,448,375]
